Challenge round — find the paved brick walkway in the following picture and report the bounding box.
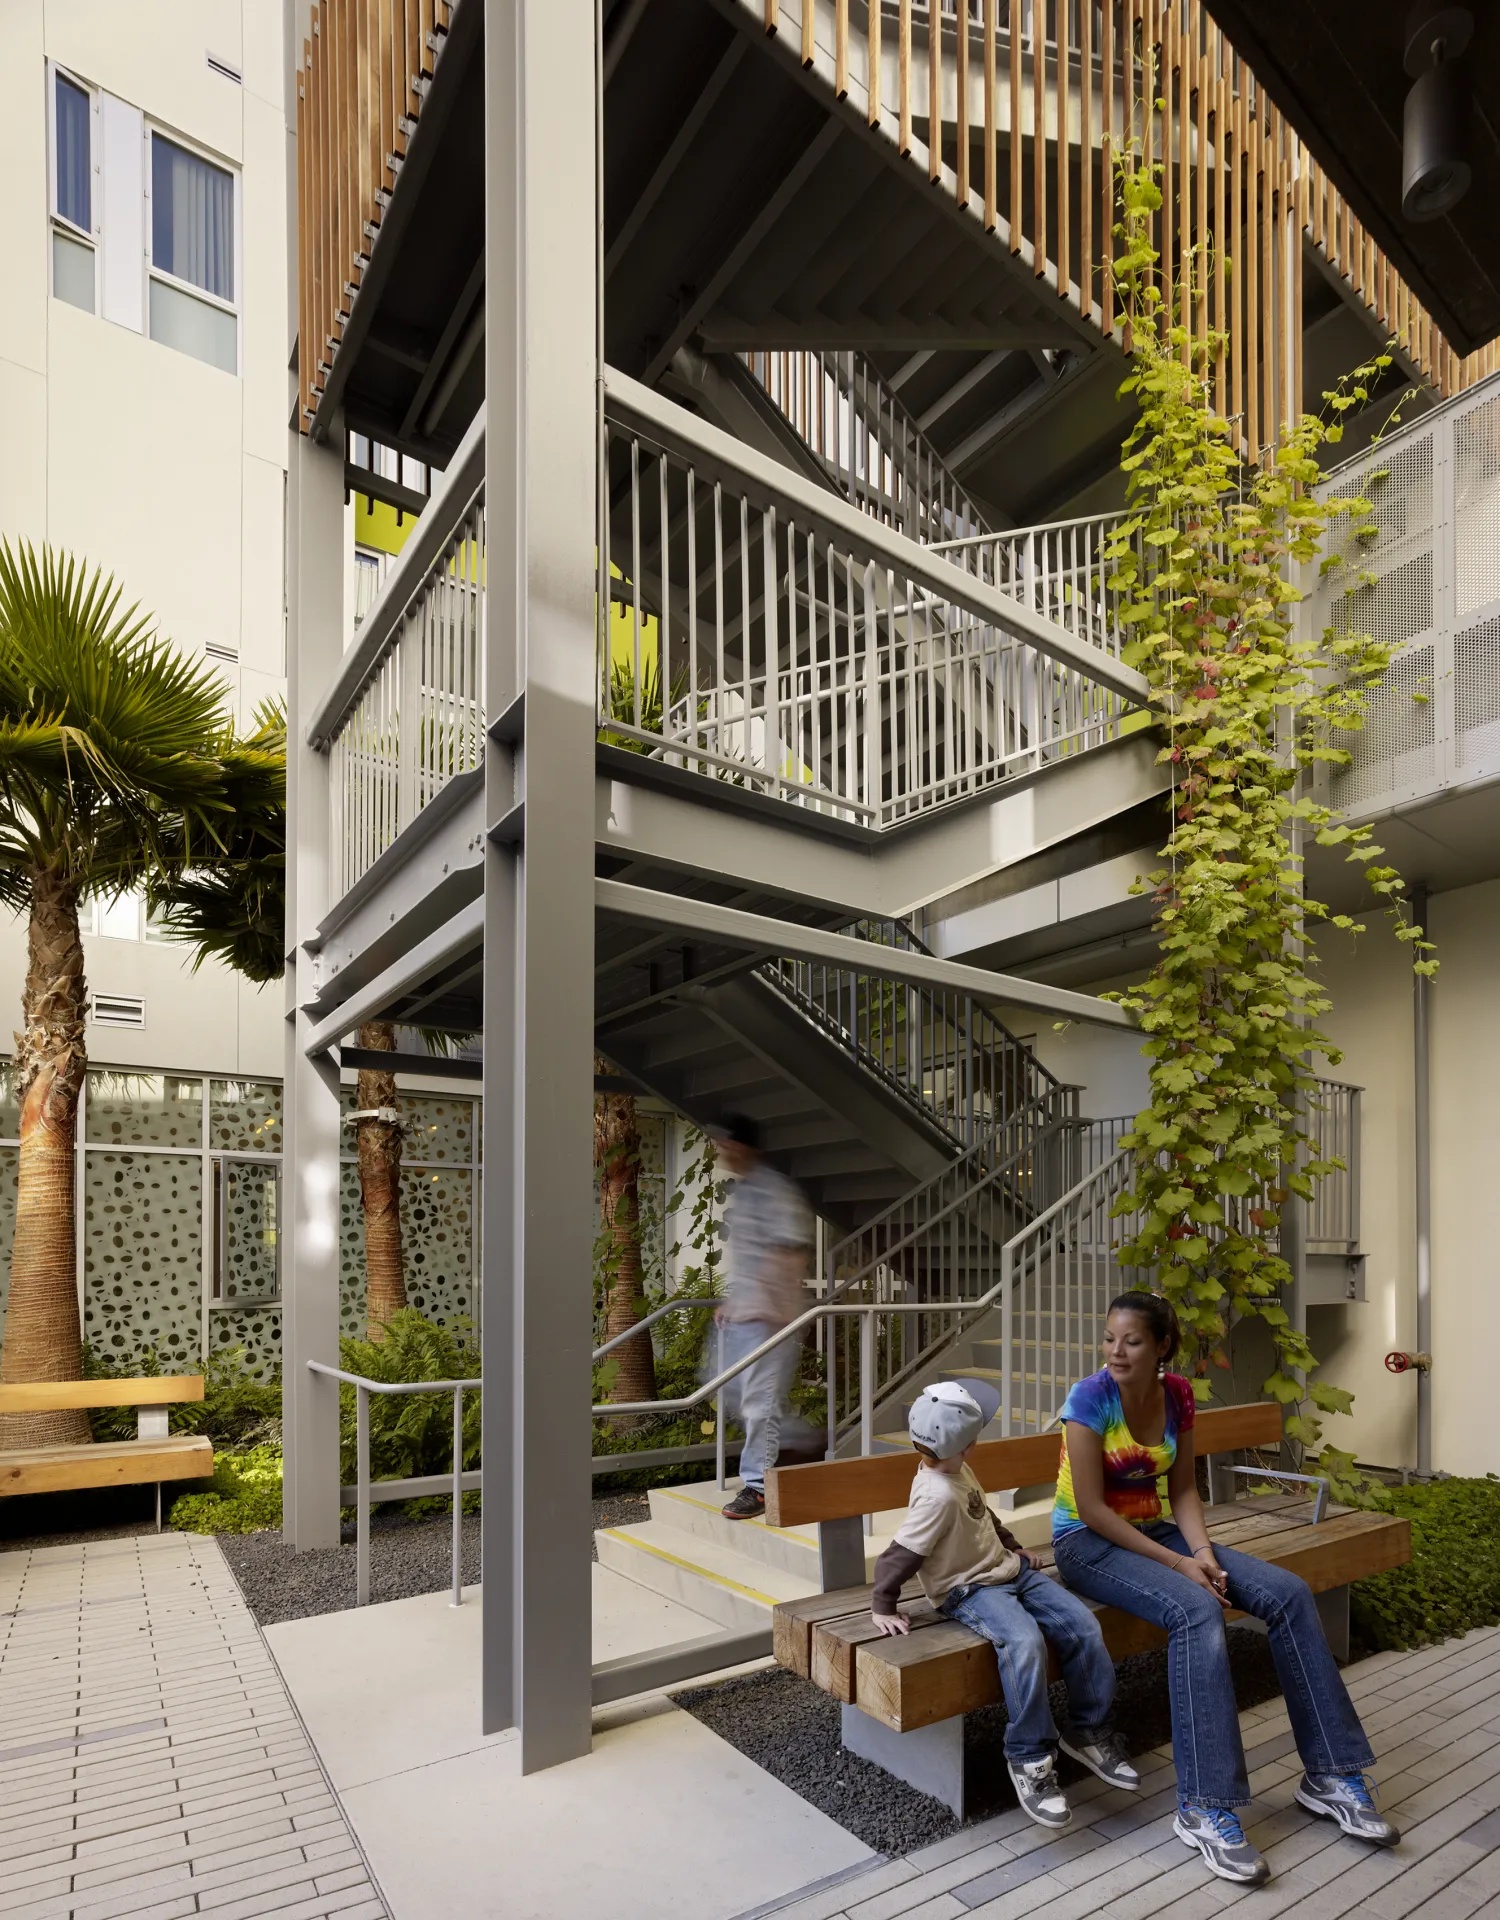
[0,1531,388,1920]
[753,1624,1500,1920]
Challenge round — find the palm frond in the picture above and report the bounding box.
[145,702,287,984]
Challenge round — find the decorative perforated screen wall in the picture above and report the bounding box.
[1311,375,1500,819]
[0,1065,485,1381]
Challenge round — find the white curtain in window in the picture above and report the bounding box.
[56,75,91,229]
[152,136,233,302]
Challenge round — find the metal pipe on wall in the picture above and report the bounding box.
[1412,883,1432,1477]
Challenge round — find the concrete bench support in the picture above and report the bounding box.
[841,1703,966,1820]
[1316,1583,1350,1663]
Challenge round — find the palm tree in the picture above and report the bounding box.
[0,542,272,1449]
[150,705,408,1343]
[353,1022,405,1339]
[594,1059,657,1419]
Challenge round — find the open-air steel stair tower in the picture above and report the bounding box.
[282,0,1472,1772]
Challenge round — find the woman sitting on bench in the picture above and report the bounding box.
[1051,1290,1398,1889]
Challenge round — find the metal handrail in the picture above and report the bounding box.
[307,1359,476,1610]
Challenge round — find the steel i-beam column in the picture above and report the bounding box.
[282,415,347,1549]
[480,0,599,1766]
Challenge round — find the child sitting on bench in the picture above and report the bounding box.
[871,1379,1139,1829]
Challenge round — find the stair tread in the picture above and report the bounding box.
[595,1517,821,1606]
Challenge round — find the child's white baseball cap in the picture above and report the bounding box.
[908,1378,1002,1458]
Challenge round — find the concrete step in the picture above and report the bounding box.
[594,1517,815,1630]
[646,1481,879,1583]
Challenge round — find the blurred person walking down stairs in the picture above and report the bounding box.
[714,1115,818,1519]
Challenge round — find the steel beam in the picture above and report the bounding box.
[596,733,1170,924]
[480,0,598,1771]
[282,418,346,1552]
[595,878,1139,1031]
[302,898,484,1054]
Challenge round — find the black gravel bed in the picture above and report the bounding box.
[0,1483,164,1552]
[218,1493,652,1627]
[673,1625,1284,1856]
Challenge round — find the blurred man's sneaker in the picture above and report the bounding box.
[721,1486,765,1520]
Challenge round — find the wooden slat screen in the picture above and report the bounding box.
[296,0,452,435]
[298,0,1499,443]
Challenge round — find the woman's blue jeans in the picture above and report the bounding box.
[941,1564,1117,1763]
[1053,1521,1374,1807]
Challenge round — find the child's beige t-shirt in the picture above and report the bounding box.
[892,1461,1022,1605]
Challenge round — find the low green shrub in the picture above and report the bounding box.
[1350,1475,1500,1653]
[169,1445,284,1534]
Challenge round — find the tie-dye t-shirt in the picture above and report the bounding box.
[1051,1369,1197,1538]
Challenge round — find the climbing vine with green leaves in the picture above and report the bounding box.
[1102,156,1435,1484]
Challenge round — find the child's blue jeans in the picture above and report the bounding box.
[941,1564,1116,1763]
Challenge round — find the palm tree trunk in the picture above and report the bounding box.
[356,1022,406,1341]
[594,1070,657,1422]
[0,867,90,1447]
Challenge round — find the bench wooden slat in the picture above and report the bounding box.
[0,1377,206,1414]
[0,1436,214,1499]
[765,1401,1285,1528]
[813,1601,942,1700]
[773,1581,922,1677]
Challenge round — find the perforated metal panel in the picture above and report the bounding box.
[1455,615,1500,770]
[1454,394,1500,620]
[1315,371,1500,824]
[1320,431,1434,654]
[83,1151,203,1361]
[1330,644,1436,812]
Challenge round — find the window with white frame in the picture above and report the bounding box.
[43,65,240,375]
[50,67,97,312]
[148,132,237,373]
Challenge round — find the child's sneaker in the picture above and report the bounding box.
[1008,1754,1071,1829]
[1173,1802,1270,1884]
[1059,1730,1140,1791]
[1295,1773,1400,1846]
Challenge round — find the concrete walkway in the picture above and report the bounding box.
[0,1532,387,1920]
[749,1624,1500,1920]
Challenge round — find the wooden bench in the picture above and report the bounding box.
[766,1403,1411,1817]
[0,1378,214,1522]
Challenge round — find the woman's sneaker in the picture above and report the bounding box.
[1173,1802,1270,1884]
[1008,1754,1071,1829]
[1059,1730,1140,1792]
[1295,1773,1401,1846]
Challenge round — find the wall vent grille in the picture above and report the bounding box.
[91,993,146,1029]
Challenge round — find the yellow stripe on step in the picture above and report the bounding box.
[655,1485,808,1539]
[601,1530,780,1608]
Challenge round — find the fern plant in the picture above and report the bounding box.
[337,1308,481,1487]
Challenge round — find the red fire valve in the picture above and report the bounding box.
[1384,1350,1433,1374]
